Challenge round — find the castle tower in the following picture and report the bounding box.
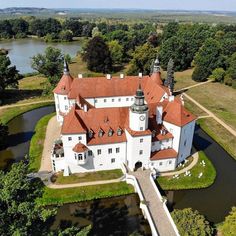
[150,56,163,85]
[129,83,149,131]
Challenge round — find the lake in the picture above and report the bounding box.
[0,39,81,74]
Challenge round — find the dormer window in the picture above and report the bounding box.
[108,128,113,137]
[117,128,122,136]
[98,129,103,137]
[88,129,94,138]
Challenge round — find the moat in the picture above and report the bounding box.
[0,106,236,225]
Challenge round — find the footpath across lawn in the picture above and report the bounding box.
[157,151,216,190]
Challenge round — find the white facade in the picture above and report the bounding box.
[52,68,196,176]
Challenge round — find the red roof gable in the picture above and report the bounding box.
[53,74,74,95]
[73,143,88,153]
[151,149,178,161]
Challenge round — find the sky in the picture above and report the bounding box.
[1,0,236,12]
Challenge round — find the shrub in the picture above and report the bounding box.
[224,75,233,86]
[210,68,226,82]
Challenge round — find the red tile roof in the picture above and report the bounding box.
[73,143,88,153]
[150,72,163,85]
[163,100,196,127]
[53,74,74,95]
[151,149,178,161]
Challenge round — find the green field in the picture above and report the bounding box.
[157,151,216,190]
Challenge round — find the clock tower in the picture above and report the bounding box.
[129,83,149,131]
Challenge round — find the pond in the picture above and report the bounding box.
[0,39,81,74]
[167,125,236,223]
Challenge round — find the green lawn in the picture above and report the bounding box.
[198,118,236,160]
[184,97,208,117]
[19,75,48,90]
[37,182,134,206]
[52,169,123,184]
[29,113,55,172]
[0,101,54,124]
[157,151,216,190]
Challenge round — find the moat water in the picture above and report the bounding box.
[0,39,81,74]
[0,107,236,225]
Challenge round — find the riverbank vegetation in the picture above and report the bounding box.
[37,182,134,206]
[29,112,55,172]
[219,207,236,235]
[51,169,123,184]
[0,101,54,124]
[157,151,216,190]
[171,208,214,236]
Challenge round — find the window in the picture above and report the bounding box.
[117,128,122,136]
[112,99,115,102]
[68,137,72,141]
[118,98,121,102]
[97,149,101,155]
[78,136,82,141]
[139,150,143,155]
[74,153,77,160]
[104,99,107,103]
[95,99,98,103]
[140,127,143,131]
[108,148,112,154]
[88,150,92,156]
[169,161,172,164]
[126,98,129,101]
[108,129,113,137]
[98,129,103,137]
[65,105,68,111]
[160,141,162,145]
[140,138,143,143]
[131,98,134,101]
[116,147,120,153]
[64,97,67,100]
[78,154,83,160]
[111,158,115,163]
[159,162,163,166]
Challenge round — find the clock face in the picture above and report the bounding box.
[139,115,145,121]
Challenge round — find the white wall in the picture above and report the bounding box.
[63,142,127,173]
[125,130,152,170]
[62,134,87,147]
[149,158,176,172]
[129,110,149,131]
[52,157,65,172]
[177,120,195,164]
[54,93,70,123]
[151,139,173,152]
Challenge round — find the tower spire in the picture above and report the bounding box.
[131,83,148,113]
[153,56,161,73]
[63,58,69,75]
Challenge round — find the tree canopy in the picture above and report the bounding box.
[171,208,214,236]
[0,53,22,92]
[83,36,112,73]
[220,207,236,236]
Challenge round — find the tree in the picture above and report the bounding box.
[31,46,64,84]
[108,40,124,64]
[0,123,8,148]
[210,68,226,82]
[63,19,83,37]
[83,36,112,73]
[162,22,179,41]
[0,53,22,92]
[193,38,224,81]
[43,18,62,35]
[226,52,236,80]
[0,20,13,38]
[0,161,56,235]
[59,30,73,42]
[171,208,214,236]
[29,19,45,37]
[10,18,29,38]
[220,207,236,235]
[164,58,175,93]
[127,43,157,75]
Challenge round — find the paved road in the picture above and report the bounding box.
[131,170,178,236]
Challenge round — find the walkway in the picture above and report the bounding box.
[131,170,178,236]
[174,80,212,93]
[39,115,60,172]
[160,152,199,177]
[183,93,236,138]
[0,99,54,110]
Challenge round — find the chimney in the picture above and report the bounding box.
[106,74,112,80]
[156,106,163,124]
[139,73,143,78]
[169,96,174,102]
[84,104,88,112]
[180,94,184,105]
[78,74,83,79]
[120,73,124,79]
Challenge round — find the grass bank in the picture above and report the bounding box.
[197,118,236,160]
[37,182,134,206]
[0,101,54,124]
[52,169,123,184]
[157,151,216,190]
[29,113,55,172]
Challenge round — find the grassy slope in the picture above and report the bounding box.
[37,182,134,206]
[198,118,236,160]
[0,101,54,124]
[53,169,123,184]
[157,151,216,190]
[29,113,55,172]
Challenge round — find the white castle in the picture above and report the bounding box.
[51,59,196,176]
